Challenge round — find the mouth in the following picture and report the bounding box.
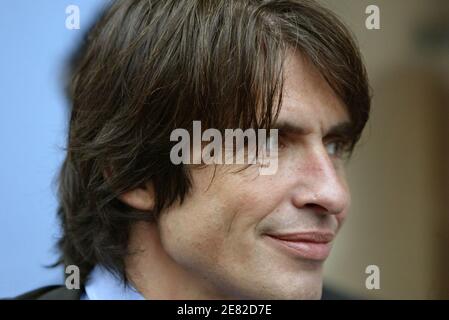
[263,231,335,261]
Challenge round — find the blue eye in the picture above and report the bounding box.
[326,141,338,156]
[325,140,350,158]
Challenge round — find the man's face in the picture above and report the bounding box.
[157,52,351,299]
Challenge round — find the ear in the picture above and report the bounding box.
[104,168,155,211]
[118,182,156,211]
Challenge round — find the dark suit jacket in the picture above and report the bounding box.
[12,285,355,300]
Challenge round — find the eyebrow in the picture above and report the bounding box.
[272,120,354,138]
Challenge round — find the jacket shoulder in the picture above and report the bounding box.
[13,285,83,300]
[321,286,360,300]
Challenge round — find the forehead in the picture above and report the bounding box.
[277,51,350,132]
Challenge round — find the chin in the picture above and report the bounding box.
[259,262,325,299]
[273,264,325,299]
[228,269,324,300]
[243,283,323,300]
[272,280,323,300]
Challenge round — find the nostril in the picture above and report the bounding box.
[304,203,327,212]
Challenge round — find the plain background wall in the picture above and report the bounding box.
[320,0,449,299]
[0,0,109,298]
[1,0,448,298]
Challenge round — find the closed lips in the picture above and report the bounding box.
[264,231,335,261]
[266,231,335,243]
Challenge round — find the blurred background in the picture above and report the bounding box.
[0,0,448,298]
[321,0,449,299]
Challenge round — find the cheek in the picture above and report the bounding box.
[158,169,283,268]
[157,200,227,269]
[335,170,351,227]
[335,187,351,229]
[219,176,286,234]
[336,209,348,229]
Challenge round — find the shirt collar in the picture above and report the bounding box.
[83,265,145,300]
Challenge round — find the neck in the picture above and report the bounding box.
[125,221,232,300]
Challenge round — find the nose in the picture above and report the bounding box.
[290,147,350,216]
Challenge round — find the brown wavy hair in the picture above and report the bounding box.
[56,0,371,285]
